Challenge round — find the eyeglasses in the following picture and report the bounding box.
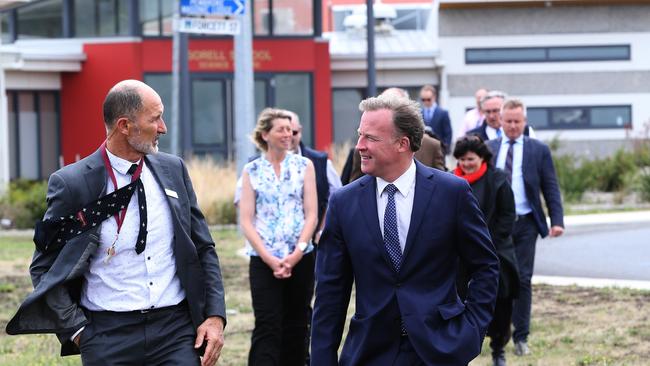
[292,130,300,136]
[484,109,500,114]
[421,98,432,102]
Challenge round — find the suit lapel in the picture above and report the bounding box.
[144,154,182,219]
[521,136,531,185]
[358,176,394,270]
[84,148,108,199]
[402,163,435,263]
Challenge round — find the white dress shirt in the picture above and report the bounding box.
[485,125,502,140]
[81,149,185,312]
[495,136,532,215]
[376,160,416,252]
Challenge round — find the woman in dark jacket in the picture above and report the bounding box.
[453,135,520,366]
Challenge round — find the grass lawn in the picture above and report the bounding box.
[1,230,649,365]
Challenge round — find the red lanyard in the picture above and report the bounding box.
[100,142,144,234]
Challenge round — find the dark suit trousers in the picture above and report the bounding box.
[248,252,315,366]
[511,214,539,343]
[488,297,514,353]
[80,301,200,365]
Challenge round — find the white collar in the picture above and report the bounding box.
[376,160,417,198]
[501,134,525,145]
[105,148,142,175]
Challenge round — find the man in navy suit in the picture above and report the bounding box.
[311,94,499,365]
[486,98,564,358]
[419,85,452,154]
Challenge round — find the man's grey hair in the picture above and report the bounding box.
[501,97,527,117]
[479,90,507,109]
[380,87,410,99]
[103,83,143,129]
[359,95,424,152]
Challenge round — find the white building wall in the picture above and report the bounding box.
[439,25,650,148]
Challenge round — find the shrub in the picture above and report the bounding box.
[552,154,590,203]
[584,149,638,192]
[639,168,650,202]
[0,179,48,229]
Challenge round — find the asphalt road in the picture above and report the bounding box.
[534,222,650,281]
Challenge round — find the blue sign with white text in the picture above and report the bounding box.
[180,0,245,16]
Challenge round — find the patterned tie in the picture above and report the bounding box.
[504,140,515,184]
[127,164,148,254]
[383,184,402,272]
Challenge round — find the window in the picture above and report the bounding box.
[465,45,630,64]
[527,106,632,130]
[254,0,313,36]
[143,74,173,151]
[8,91,60,180]
[274,73,312,145]
[332,89,363,145]
[75,0,130,37]
[140,0,174,36]
[192,79,227,146]
[144,72,314,159]
[17,0,63,40]
[1,11,11,44]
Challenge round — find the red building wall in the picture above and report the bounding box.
[59,38,332,163]
[60,42,143,164]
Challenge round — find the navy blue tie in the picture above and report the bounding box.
[383,184,402,272]
[504,140,515,184]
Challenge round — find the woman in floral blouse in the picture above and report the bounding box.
[239,108,318,365]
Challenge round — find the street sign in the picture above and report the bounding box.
[176,17,241,35]
[180,0,245,16]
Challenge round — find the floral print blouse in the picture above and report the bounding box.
[244,153,313,258]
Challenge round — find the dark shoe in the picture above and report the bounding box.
[491,348,506,366]
[514,341,530,356]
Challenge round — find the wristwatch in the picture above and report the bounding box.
[297,241,308,253]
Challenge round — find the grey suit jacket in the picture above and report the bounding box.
[5,148,226,356]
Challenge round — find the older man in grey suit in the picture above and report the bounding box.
[6,80,226,366]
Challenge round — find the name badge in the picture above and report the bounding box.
[165,188,179,199]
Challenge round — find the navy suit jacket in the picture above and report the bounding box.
[422,106,452,150]
[311,161,499,365]
[486,137,564,237]
[300,142,330,231]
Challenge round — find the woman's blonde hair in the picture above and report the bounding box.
[252,108,291,151]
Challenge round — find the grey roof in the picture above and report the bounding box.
[325,30,439,60]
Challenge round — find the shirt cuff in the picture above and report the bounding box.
[70,326,85,342]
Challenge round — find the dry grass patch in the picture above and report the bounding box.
[186,157,237,225]
[470,285,650,366]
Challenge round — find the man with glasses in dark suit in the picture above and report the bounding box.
[419,84,452,154]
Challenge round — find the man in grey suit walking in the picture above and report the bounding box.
[6,80,226,366]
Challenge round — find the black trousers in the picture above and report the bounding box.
[248,252,315,366]
[488,297,514,353]
[80,301,200,366]
[511,214,539,343]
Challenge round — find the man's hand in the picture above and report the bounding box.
[195,316,225,366]
[73,334,81,347]
[549,225,564,237]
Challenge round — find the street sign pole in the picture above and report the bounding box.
[234,0,255,175]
